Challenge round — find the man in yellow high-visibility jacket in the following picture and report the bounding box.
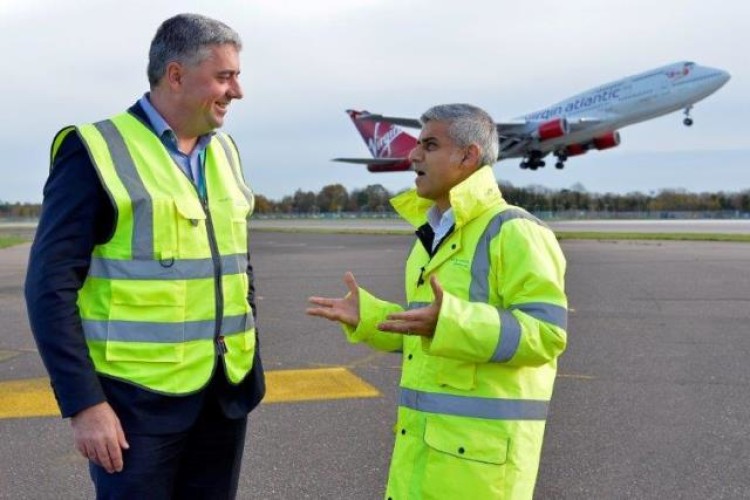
[308,103,567,499]
[25,14,263,499]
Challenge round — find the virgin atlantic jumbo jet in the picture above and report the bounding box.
[333,61,730,171]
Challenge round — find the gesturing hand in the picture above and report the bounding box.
[306,272,361,328]
[377,275,444,337]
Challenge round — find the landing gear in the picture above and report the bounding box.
[554,151,567,170]
[520,151,546,170]
[683,106,693,127]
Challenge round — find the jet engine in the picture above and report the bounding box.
[533,118,570,141]
[592,131,621,150]
[563,144,588,157]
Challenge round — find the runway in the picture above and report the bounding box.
[248,217,750,234]
[1,232,749,498]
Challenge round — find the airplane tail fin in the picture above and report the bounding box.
[334,110,417,172]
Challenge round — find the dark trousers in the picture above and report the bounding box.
[89,396,248,500]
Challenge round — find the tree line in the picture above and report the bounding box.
[253,183,750,215]
[3,183,749,218]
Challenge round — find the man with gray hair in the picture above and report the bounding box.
[308,103,568,498]
[26,13,264,498]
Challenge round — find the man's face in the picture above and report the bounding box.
[408,120,469,209]
[178,43,243,136]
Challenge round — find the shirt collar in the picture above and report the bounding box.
[427,205,454,233]
[138,93,215,151]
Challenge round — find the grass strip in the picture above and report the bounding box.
[252,226,750,242]
[554,232,750,242]
[0,237,26,249]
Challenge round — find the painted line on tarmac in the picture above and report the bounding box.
[0,367,381,419]
[557,373,596,380]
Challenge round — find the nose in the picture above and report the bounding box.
[230,78,243,100]
[408,145,422,162]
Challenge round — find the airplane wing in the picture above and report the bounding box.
[332,157,408,165]
[496,117,604,137]
[356,114,421,129]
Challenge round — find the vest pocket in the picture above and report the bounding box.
[105,280,187,362]
[172,197,207,258]
[228,198,251,249]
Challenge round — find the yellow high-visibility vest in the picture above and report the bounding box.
[51,111,256,394]
[344,166,568,499]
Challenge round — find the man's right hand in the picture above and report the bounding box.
[306,272,361,328]
[71,402,129,473]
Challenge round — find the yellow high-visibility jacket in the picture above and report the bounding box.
[344,166,568,499]
[51,111,257,394]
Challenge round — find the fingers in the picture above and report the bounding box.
[343,272,359,296]
[94,440,117,473]
[71,402,128,474]
[105,438,124,473]
[429,275,443,303]
[378,320,432,337]
[306,306,341,321]
[307,296,336,308]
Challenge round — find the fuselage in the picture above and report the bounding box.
[508,61,731,157]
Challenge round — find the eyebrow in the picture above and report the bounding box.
[418,136,438,145]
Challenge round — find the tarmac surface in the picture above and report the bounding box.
[1,230,750,499]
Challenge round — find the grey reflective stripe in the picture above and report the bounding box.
[469,208,547,302]
[492,310,521,362]
[94,120,153,260]
[215,134,254,207]
[83,313,254,342]
[407,302,431,310]
[512,302,568,330]
[89,254,248,280]
[399,387,548,420]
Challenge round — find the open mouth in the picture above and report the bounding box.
[415,169,425,176]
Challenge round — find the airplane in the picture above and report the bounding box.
[333,61,730,171]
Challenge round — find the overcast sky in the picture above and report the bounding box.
[1,0,746,203]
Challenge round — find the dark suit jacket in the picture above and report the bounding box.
[25,103,265,434]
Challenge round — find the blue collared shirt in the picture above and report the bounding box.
[138,93,213,197]
[427,205,455,252]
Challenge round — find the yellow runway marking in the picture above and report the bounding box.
[0,378,59,419]
[0,367,380,419]
[264,367,380,403]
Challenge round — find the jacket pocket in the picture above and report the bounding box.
[424,414,508,465]
[420,414,508,499]
[434,357,477,391]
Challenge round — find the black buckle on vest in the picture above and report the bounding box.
[160,257,175,268]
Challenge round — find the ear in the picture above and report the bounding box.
[164,61,184,90]
[460,144,482,169]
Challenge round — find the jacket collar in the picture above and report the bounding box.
[390,166,506,228]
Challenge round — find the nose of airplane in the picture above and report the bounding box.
[704,65,731,87]
[696,65,731,92]
[718,69,731,86]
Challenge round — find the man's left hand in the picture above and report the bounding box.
[378,275,443,337]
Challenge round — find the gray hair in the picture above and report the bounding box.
[420,104,499,166]
[147,13,242,86]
